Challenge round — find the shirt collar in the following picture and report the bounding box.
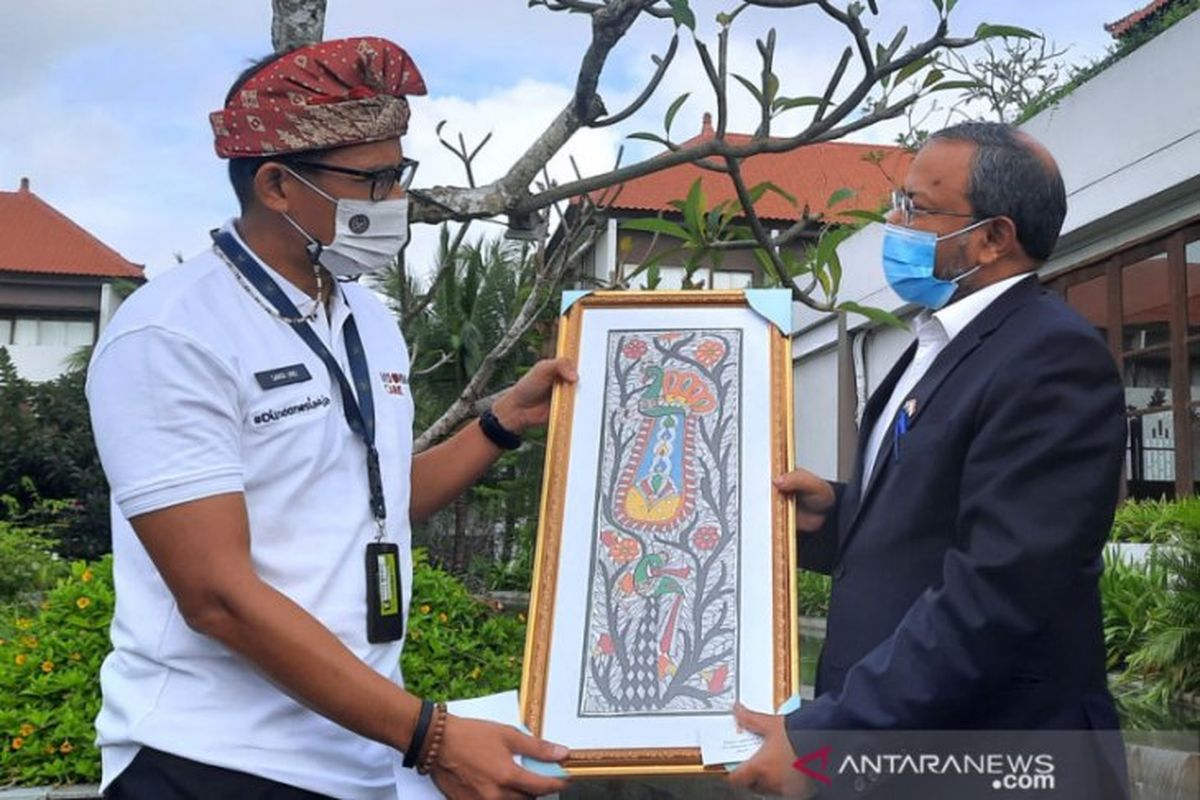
[221,218,344,314]
[933,272,1032,343]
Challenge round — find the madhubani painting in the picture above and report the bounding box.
[578,328,742,717]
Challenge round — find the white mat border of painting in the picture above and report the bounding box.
[541,305,777,750]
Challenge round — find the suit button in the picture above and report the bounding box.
[833,563,846,581]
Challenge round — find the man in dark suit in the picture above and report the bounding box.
[730,122,1129,798]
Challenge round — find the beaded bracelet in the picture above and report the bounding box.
[416,703,448,775]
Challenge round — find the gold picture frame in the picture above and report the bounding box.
[520,290,797,777]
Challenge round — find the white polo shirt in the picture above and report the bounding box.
[87,221,420,799]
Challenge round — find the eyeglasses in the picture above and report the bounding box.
[288,157,419,201]
[890,190,977,227]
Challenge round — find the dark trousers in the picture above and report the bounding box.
[105,746,336,800]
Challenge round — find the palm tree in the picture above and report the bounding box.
[375,230,548,574]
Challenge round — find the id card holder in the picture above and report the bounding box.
[365,542,404,643]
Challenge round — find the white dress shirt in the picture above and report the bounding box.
[861,272,1033,495]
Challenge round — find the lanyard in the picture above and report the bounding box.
[213,230,388,536]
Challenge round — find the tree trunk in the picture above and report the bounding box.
[271,0,326,52]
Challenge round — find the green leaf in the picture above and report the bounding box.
[646,263,662,290]
[749,181,797,207]
[931,0,944,13]
[667,0,696,31]
[841,209,888,224]
[765,72,780,105]
[838,301,907,329]
[664,92,690,136]
[826,187,856,209]
[946,0,959,10]
[921,68,946,89]
[928,79,984,93]
[893,55,933,87]
[974,23,1040,40]
[620,218,691,241]
[772,95,822,112]
[733,73,764,105]
[683,178,706,239]
[627,131,674,148]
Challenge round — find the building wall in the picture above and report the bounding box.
[790,11,1200,476]
[0,276,127,381]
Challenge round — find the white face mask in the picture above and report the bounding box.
[283,167,410,279]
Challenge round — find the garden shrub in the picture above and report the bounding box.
[798,569,831,617]
[1110,496,1200,544]
[401,550,527,702]
[0,521,69,605]
[0,558,113,786]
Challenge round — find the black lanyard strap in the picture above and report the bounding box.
[213,229,387,526]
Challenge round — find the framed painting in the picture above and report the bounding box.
[520,289,798,777]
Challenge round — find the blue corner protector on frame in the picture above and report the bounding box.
[560,289,594,316]
[518,723,570,777]
[743,289,792,334]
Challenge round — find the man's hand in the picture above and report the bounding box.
[491,357,578,435]
[429,715,569,800]
[774,468,836,532]
[727,704,817,798]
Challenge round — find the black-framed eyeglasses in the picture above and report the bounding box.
[890,190,977,226]
[289,158,419,201]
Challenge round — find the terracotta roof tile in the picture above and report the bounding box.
[0,178,143,279]
[1105,0,1176,38]
[595,115,911,223]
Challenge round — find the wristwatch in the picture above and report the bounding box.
[479,407,522,450]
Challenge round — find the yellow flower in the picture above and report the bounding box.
[76,597,91,610]
[15,618,31,630]
[14,654,27,666]
[419,604,431,614]
[469,666,482,680]
[517,613,526,622]
[68,652,82,662]
[59,740,73,754]
[11,737,23,750]
[18,724,34,737]
[81,568,94,583]
[437,612,448,624]
[20,635,38,648]
[41,660,55,673]
[44,744,56,755]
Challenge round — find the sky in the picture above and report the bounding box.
[0,0,1145,280]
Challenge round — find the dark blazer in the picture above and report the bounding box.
[786,277,1129,796]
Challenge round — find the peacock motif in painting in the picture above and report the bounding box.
[580,329,741,717]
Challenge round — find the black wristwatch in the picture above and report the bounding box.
[479,407,523,450]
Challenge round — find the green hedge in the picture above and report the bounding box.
[0,549,524,786]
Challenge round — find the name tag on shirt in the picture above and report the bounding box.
[254,363,312,390]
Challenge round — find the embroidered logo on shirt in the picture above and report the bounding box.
[380,372,408,396]
[252,395,331,426]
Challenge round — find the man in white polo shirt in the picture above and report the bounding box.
[87,37,573,800]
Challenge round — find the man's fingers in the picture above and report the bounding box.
[795,509,827,532]
[773,469,835,510]
[505,766,570,798]
[726,755,761,790]
[505,727,570,762]
[733,702,774,736]
[552,357,578,383]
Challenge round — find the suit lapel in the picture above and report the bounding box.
[840,276,1041,550]
[838,342,916,539]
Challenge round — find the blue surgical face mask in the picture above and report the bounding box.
[882,219,991,310]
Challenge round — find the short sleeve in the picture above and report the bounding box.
[87,326,245,519]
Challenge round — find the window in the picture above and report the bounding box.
[0,316,95,347]
[1055,221,1200,498]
